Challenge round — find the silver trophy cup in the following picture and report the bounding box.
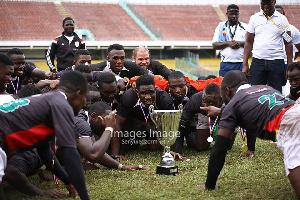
[149,105,182,175]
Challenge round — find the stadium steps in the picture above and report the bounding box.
[54,1,79,29]
[213,5,227,22]
[118,1,160,41]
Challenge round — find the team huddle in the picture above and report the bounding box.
[1,0,300,199]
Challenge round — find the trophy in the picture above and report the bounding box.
[149,105,183,176]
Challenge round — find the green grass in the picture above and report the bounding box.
[3,138,297,200]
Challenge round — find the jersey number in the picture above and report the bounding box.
[258,93,285,110]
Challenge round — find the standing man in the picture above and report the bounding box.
[212,4,247,77]
[46,17,86,72]
[243,0,293,93]
[275,5,300,61]
[132,46,172,80]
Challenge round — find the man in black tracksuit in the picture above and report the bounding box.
[46,17,85,72]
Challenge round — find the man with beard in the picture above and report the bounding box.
[132,46,172,80]
[212,4,247,77]
[110,75,173,159]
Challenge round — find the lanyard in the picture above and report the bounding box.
[11,77,19,95]
[138,99,150,123]
[52,137,60,186]
[262,10,289,33]
[208,116,219,135]
[228,23,238,39]
[240,128,246,141]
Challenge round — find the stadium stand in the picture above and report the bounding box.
[131,5,221,41]
[0,1,63,41]
[219,5,259,24]
[284,5,300,28]
[62,3,151,41]
[1,1,299,42]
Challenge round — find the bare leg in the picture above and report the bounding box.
[193,129,210,151]
[287,166,300,199]
[186,131,196,148]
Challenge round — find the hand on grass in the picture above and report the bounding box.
[121,165,146,171]
[169,151,190,162]
[240,150,255,158]
[65,184,78,198]
[42,189,68,199]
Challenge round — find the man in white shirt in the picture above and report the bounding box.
[243,0,293,93]
[275,5,300,95]
[212,4,247,77]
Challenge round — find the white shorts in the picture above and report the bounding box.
[0,147,7,182]
[277,104,300,176]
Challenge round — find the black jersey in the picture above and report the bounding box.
[0,91,77,152]
[220,85,295,140]
[75,110,92,139]
[46,32,85,71]
[117,88,173,122]
[179,91,205,128]
[91,61,148,79]
[170,84,199,110]
[148,59,172,80]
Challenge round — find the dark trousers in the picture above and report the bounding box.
[219,62,243,77]
[250,58,285,93]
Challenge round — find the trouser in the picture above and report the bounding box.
[250,58,285,93]
[219,62,243,77]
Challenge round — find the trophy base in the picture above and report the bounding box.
[156,165,178,176]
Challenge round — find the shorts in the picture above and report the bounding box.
[277,104,300,176]
[8,148,43,176]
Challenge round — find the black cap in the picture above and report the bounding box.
[227,4,239,12]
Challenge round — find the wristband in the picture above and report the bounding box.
[105,127,114,132]
[118,164,123,170]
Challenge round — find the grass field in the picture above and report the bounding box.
[3,137,297,200]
